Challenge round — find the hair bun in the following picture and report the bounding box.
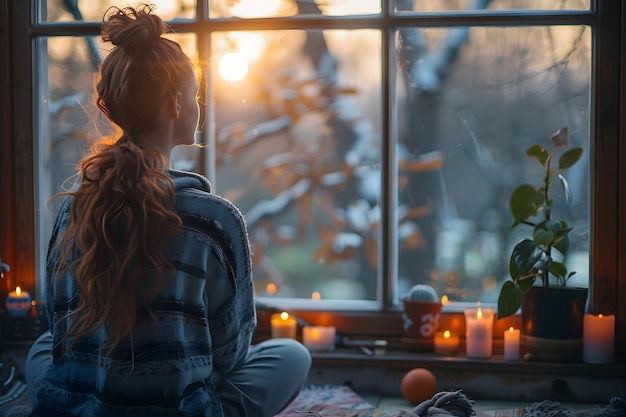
[101,4,167,53]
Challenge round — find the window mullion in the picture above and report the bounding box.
[381,24,398,311]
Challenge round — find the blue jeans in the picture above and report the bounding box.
[26,331,311,417]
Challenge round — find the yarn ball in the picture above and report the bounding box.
[400,368,438,405]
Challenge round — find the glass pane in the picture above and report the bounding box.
[37,33,197,294]
[208,0,381,18]
[43,0,196,22]
[394,25,591,304]
[206,29,383,301]
[394,0,590,13]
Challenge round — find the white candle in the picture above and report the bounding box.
[302,326,336,351]
[583,314,615,364]
[271,312,297,339]
[463,305,494,358]
[434,330,460,355]
[504,327,520,361]
[5,286,31,318]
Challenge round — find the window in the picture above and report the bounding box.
[1,1,622,341]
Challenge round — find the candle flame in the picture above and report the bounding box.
[266,283,277,295]
[443,330,451,339]
[441,295,449,305]
[280,312,289,321]
[16,286,21,296]
[311,291,321,300]
[477,308,483,319]
[508,327,514,333]
[598,314,603,318]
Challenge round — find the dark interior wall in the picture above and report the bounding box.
[0,1,35,299]
[618,4,626,352]
[0,0,15,289]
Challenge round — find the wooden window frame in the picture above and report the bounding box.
[0,1,623,353]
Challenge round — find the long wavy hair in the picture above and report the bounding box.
[51,4,196,357]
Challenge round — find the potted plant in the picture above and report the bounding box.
[497,126,588,361]
[401,284,442,350]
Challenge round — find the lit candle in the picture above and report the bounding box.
[504,327,520,361]
[271,312,297,339]
[434,330,460,355]
[463,304,494,358]
[302,326,336,351]
[583,314,615,364]
[6,286,32,318]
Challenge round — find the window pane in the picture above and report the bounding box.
[208,0,381,18]
[394,25,591,303]
[42,0,196,22]
[394,0,590,13]
[207,29,383,301]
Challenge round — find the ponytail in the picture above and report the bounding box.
[52,135,181,356]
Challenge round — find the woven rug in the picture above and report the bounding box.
[490,398,626,417]
[275,385,390,417]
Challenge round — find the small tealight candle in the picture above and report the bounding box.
[271,312,297,339]
[6,286,32,318]
[504,327,520,361]
[434,330,460,355]
[302,326,336,351]
[463,304,494,358]
[583,314,615,364]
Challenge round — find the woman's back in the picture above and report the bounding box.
[36,171,255,416]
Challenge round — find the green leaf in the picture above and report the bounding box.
[533,228,554,246]
[549,261,567,280]
[510,185,543,228]
[553,234,570,256]
[510,239,543,280]
[498,281,523,320]
[517,276,535,292]
[558,147,583,171]
[526,144,549,167]
[544,220,562,234]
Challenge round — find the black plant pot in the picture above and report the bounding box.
[521,286,588,362]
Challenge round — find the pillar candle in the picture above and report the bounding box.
[583,314,615,364]
[463,305,494,358]
[5,286,31,318]
[302,326,336,351]
[504,327,520,361]
[434,330,460,355]
[271,312,297,339]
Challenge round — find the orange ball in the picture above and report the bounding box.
[400,368,437,405]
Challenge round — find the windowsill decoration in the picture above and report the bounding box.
[496,127,589,362]
[401,284,442,351]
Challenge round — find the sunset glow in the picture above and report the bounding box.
[218,52,248,82]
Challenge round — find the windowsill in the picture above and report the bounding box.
[308,346,626,377]
[306,347,626,403]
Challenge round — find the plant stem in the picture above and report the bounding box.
[543,157,552,288]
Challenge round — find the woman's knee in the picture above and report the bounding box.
[284,339,312,373]
[263,338,311,374]
[25,331,53,408]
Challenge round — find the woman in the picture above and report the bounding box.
[25,5,310,417]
